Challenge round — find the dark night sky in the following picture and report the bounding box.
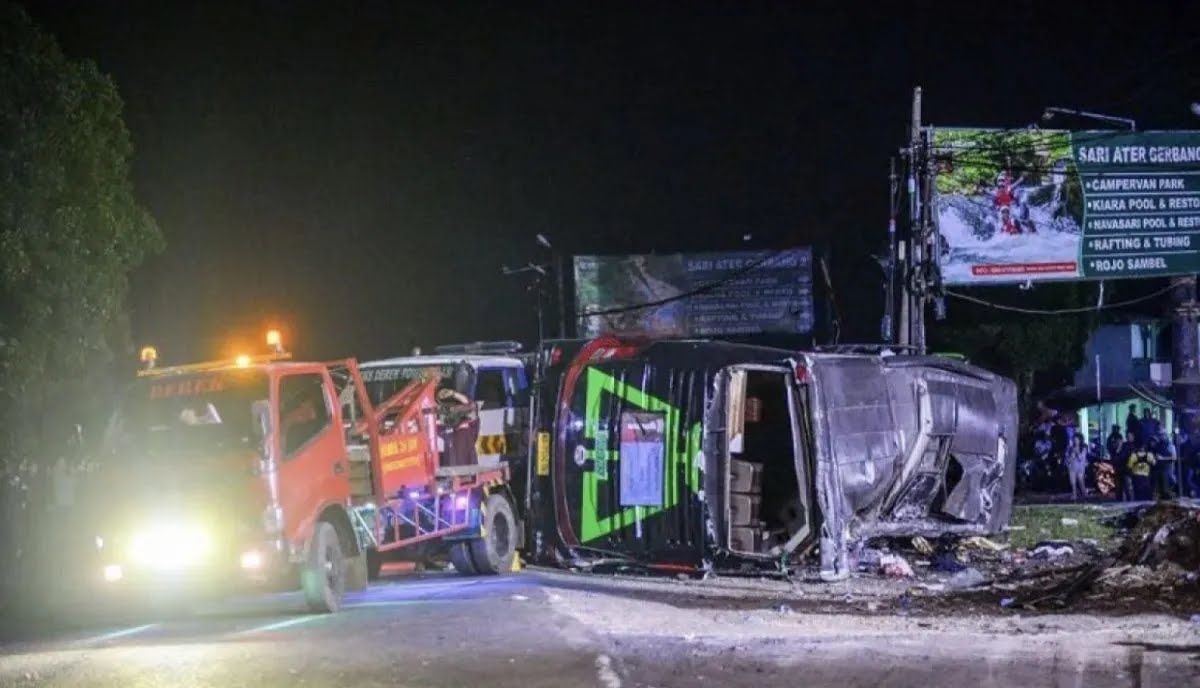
[17,1,1200,362]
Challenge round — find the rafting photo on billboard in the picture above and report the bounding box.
[934,128,1084,284]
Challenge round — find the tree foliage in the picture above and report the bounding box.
[930,282,1095,413]
[0,3,162,464]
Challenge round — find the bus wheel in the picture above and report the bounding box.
[448,542,477,575]
[366,548,383,581]
[302,522,345,613]
[469,493,518,575]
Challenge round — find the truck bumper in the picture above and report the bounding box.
[93,542,296,603]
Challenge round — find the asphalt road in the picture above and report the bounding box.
[1,570,1197,688]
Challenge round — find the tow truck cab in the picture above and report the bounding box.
[358,343,531,468]
[93,351,367,612]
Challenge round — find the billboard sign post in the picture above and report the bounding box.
[933,129,1200,285]
[574,248,813,338]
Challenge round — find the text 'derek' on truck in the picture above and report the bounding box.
[524,338,1017,579]
[92,340,519,613]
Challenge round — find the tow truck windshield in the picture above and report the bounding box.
[107,370,268,457]
[360,363,464,406]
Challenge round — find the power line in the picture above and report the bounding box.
[927,130,1131,176]
[944,283,1174,315]
[930,128,1133,156]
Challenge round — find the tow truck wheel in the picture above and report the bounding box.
[469,493,518,575]
[448,541,477,575]
[302,521,345,613]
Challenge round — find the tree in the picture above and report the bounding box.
[929,282,1094,416]
[0,3,163,465]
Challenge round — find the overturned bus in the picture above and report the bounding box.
[523,337,1017,580]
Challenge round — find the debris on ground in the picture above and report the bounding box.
[1003,501,1200,612]
[930,552,966,573]
[911,536,934,556]
[856,548,884,572]
[1104,501,1200,571]
[880,553,914,578]
[946,568,987,590]
[960,536,1009,552]
[1030,542,1074,560]
[561,502,1200,620]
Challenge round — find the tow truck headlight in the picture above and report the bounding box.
[240,550,264,570]
[129,523,213,569]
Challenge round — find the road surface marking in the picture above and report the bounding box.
[77,623,158,645]
[232,615,321,637]
[595,654,622,688]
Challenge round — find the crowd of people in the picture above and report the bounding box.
[1023,405,1200,501]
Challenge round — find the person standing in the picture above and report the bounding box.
[1066,435,1089,501]
[1106,425,1123,461]
[1183,431,1200,498]
[1152,432,1178,499]
[436,387,479,468]
[1139,408,1161,449]
[1127,442,1157,501]
[1117,431,1138,501]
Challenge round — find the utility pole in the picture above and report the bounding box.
[883,157,898,343]
[502,261,550,343]
[1171,276,1200,491]
[535,233,568,340]
[556,253,568,339]
[1170,275,1199,495]
[905,86,924,352]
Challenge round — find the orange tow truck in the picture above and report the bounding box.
[92,332,518,613]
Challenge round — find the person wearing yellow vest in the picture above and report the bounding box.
[1127,443,1157,501]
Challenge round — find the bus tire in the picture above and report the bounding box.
[366,548,383,581]
[448,542,477,575]
[302,522,345,613]
[469,493,518,575]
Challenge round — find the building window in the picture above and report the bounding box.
[1130,323,1157,359]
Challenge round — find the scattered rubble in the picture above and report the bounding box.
[880,554,914,578]
[960,536,1008,552]
[587,502,1197,620]
[947,568,987,590]
[930,552,966,573]
[911,537,934,556]
[847,502,1200,617]
[1030,543,1074,560]
[1002,501,1200,613]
